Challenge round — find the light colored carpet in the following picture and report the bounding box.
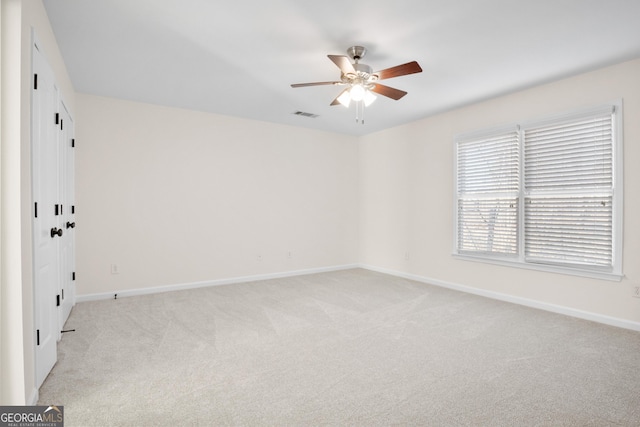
[38,269,640,426]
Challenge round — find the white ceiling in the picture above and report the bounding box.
[43,0,640,136]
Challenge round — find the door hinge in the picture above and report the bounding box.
[60,118,64,130]
[34,74,38,90]
[71,138,75,148]
[55,113,59,125]
[55,204,59,216]
[56,294,60,307]
[71,205,75,214]
[72,272,76,281]
[37,329,40,346]
[62,289,64,300]
[35,202,38,218]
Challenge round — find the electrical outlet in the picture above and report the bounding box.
[633,286,640,298]
[111,264,119,274]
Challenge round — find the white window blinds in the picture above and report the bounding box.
[457,131,519,256]
[455,104,621,279]
[523,110,614,268]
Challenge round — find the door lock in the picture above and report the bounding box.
[66,221,76,229]
[50,227,63,238]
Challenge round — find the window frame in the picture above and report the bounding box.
[453,101,623,281]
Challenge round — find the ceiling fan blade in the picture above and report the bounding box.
[370,84,408,100]
[328,55,356,75]
[291,81,341,88]
[330,88,350,106]
[374,61,422,80]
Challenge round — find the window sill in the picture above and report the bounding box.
[452,253,623,282]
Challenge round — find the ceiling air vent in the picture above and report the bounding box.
[293,111,319,118]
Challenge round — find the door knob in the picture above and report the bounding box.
[66,221,75,229]
[50,227,63,238]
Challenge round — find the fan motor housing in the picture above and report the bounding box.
[355,63,372,75]
[343,63,377,85]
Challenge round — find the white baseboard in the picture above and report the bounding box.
[76,264,359,302]
[75,263,640,332]
[359,264,640,332]
[27,387,39,405]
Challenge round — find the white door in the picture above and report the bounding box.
[59,101,75,324]
[32,41,60,388]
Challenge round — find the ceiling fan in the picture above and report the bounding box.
[291,46,422,123]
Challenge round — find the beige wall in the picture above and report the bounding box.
[359,58,640,324]
[75,95,359,295]
[1,0,26,405]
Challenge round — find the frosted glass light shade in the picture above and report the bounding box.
[363,90,377,106]
[337,90,351,107]
[350,84,365,101]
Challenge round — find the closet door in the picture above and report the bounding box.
[59,102,75,324]
[32,41,60,388]
[32,36,77,389]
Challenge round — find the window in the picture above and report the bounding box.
[455,103,622,280]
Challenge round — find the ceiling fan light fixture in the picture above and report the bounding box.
[337,90,351,107]
[291,46,422,124]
